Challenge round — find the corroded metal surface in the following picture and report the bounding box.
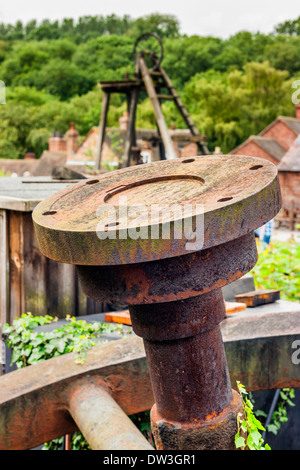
[151,390,243,450]
[32,155,281,265]
[68,383,153,450]
[131,290,233,424]
[0,337,154,450]
[1,300,299,449]
[77,232,257,305]
[30,154,282,450]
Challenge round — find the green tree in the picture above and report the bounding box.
[128,13,180,39]
[182,62,295,153]
[32,58,91,100]
[275,16,300,36]
[163,36,222,86]
[263,36,300,75]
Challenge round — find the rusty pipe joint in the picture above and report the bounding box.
[33,155,282,450]
[129,290,243,449]
[75,233,256,449]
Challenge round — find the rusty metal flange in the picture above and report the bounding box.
[151,390,243,450]
[32,154,281,451]
[76,232,257,304]
[32,155,281,266]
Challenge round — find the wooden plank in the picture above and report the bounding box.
[158,65,209,154]
[123,88,139,167]
[22,212,47,317]
[95,92,110,170]
[0,177,73,212]
[45,259,76,318]
[138,56,177,160]
[235,289,280,307]
[0,210,8,329]
[8,211,25,322]
[0,210,8,374]
[99,80,141,93]
[290,199,295,231]
[104,304,248,323]
[225,301,247,315]
[156,94,174,100]
[105,310,131,325]
[158,65,200,137]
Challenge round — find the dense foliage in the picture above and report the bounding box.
[235,381,271,450]
[251,238,300,303]
[2,313,125,450]
[2,313,123,367]
[0,13,299,158]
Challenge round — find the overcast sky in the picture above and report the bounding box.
[0,0,299,38]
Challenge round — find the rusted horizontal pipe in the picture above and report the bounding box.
[68,384,153,450]
[0,301,299,449]
[0,338,154,450]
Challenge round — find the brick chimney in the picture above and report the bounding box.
[65,122,79,159]
[296,104,300,120]
[24,150,36,160]
[49,132,67,153]
[119,111,129,130]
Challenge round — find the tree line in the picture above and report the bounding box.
[0,14,180,42]
[0,13,299,158]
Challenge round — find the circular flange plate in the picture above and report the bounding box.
[32,155,281,265]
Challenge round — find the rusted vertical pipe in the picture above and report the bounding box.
[65,433,72,450]
[129,290,233,422]
[129,289,242,449]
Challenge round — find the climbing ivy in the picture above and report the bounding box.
[3,313,123,367]
[250,238,298,440]
[258,388,296,436]
[235,381,271,450]
[3,312,124,450]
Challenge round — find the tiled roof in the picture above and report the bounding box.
[278,135,300,172]
[231,135,286,161]
[278,116,300,135]
[251,136,286,161]
[258,116,300,137]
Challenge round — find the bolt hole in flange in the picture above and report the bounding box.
[181,158,195,164]
[86,179,99,185]
[249,165,263,170]
[42,210,57,216]
[217,197,233,202]
[104,221,120,231]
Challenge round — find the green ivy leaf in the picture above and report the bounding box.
[2,324,12,335]
[255,409,267,418]
[28,349,45,363]
[235,435,246,448]
[50,339,67,354]
[248,430,261,447]
[249,414,265,431]
[267,423,279,435]
[44,343,56,354]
